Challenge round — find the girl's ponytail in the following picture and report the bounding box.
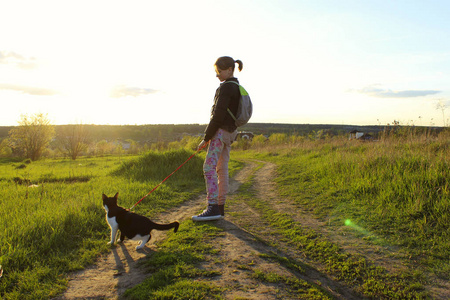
[235,60,243,72]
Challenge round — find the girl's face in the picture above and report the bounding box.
[215,65,233,82]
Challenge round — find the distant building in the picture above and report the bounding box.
[349,130,364,140]
[349,130,374,141]
[236,131,254,140]
[115,139,131,150]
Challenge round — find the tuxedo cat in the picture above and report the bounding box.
[102,193,179,250]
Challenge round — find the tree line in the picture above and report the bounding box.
[2,113,444,161]
[0,114,207,160]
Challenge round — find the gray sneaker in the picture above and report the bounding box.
[192,204,223,221]
[219,204,225,217]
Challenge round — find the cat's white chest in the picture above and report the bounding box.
[107,216,118,229]
[104,205,118,229]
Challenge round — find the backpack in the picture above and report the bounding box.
[226,81,253,127]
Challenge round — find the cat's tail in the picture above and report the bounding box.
[154,221,180,233]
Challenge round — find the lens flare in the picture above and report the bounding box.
[343,219,388,246]
[344,219,370,237]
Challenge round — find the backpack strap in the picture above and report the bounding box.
[223,81,242,121]
[228,108,237,122]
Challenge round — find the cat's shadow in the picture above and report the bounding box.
[111,242,154,276]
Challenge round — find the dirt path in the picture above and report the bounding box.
[54,160,447,299]
[54,162,255,300]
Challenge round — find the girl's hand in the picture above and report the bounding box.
[198,140,208,150]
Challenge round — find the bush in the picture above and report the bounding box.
[251,134,268,148]
[268,133,288,145]
[232,137,252,150]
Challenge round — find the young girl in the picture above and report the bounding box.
[192,56,243,221]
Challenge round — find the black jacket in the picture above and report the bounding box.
[204,78,240,141]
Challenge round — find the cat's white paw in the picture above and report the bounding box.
[107,241,115,245]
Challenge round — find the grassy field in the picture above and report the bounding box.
[251,132,450,280]
[0,149,207,299]
[0,128,449,299]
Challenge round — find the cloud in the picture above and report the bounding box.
[0,83,58,96]
[0,51,37,69]
[110,85,160,98]
[352,85,441,98]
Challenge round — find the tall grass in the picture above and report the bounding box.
[113,148,204,185]
[236,127,450,279]
[0,149,205,299]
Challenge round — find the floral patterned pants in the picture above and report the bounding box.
[203,129,237,205]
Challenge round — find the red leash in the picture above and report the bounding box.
[129,142,209,210]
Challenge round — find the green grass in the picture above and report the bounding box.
[232,133,449,298]
[276,140,448,278]
[251,269,331,299]
[0,149,206,299]
[229,152,429,298]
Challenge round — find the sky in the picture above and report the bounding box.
[1,0,449,127]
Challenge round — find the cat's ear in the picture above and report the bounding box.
[102,194,107,200]
[114,192,119,199]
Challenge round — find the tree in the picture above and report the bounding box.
[9,113,55,161]
[96,140,113,156]
[0,138,12,157]
[56,124,90,160]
